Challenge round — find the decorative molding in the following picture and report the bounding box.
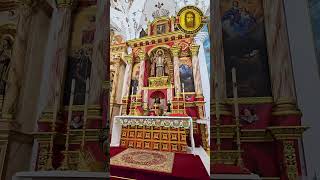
[55,0,76,8]
[283,140,298,180]
[272,98,301,116]
[0,1,18,11]
[137,51,146,62]
[190,43,200,56]
[127,31,190,48]
[170,45,180,57]
[225,97,274,104]
[124,54,133,64]
[268,126,308,140]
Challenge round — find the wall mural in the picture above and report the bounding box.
[179,57,195,92]
[308,0,320,77]
[220,0,272,98]
[63,6,96,105]
[63,48,92,105]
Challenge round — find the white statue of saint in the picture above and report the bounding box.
[155,49,165,77]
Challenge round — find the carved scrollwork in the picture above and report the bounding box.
[148,76,169,88]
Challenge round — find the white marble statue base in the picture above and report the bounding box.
[13,171,109,180]
[211,174,261,180]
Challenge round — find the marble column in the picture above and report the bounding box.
[211,0,232,119]
[212,0,227,101]
[121,55,133,100]
[170,45,181,97]
[263,0,301,118]
[2,0,39,118]
[41,0,75,111]
[195,31,210,119]
[136,51,146,99]
[89,0,108,105]
[120,55,133,115]
[195,32,210,150]
[190,44,203,98]
[110,60,121,103]
[110,59,120,119]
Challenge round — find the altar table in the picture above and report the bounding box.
[111,116,195,154]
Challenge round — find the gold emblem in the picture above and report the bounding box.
[176,6,207,34]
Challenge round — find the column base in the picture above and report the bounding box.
[272,99,301,116]
[0,128,33,179]
[271,99,302,126]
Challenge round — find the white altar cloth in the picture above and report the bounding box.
[111,116,196,154]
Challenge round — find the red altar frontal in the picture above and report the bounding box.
[110,116,195,153]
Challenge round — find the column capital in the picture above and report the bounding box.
[102,80,111,90]
[138,51,146,62]
[124,54,133,64]
[190,43,200,56]
[272,98,302,116]
[18,0,43,10]
[170,45,180,57]
[55,0,76,8]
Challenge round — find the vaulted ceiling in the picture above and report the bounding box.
[110,0,210,41]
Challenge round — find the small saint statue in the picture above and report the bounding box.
[154,49,165,77]
[167,101,171,112]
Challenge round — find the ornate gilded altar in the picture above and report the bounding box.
[111,116,195,153]
[112,13,209,151]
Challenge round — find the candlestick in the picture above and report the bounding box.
[46,80,60,170]
[231,67,243,167]
[59,78,75,170]
[182,83,186,114]
[214,71,221,152]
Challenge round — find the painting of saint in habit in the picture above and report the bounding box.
[179,64,195,92]
[130,64,140,95]
[221,0,272,98]
[63,48,92,105]
[0,37,12,96]
[156,24,166,34]
[185,11,196,28]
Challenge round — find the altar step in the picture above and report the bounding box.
[110,147,209,180]
[13,171,109,180]
[211,174,261,180]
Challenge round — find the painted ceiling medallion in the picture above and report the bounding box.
[176,5,207,34]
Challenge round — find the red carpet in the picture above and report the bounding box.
[110,147,209,180]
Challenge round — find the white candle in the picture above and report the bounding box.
[232,68,237,83]
[231,68,239,118]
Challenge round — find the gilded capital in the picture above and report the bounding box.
[102,80,111,90]
[18,0,41,8]
[170,45,180,57]
[18,0,34,6]
[55,0,76,8]
[124,54,133,64]
[138,51,146,62]
[190,43,200,56]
